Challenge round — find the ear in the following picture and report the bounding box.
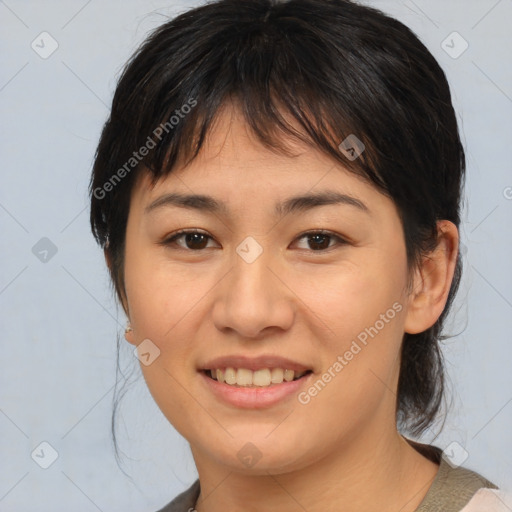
[104,249,136,344]
[404,220,459,335]
[124,325,136,346]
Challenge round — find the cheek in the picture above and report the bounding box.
[124,247,215,338]
[293,253,406,344]
[123,248,221,407]
[294,292,405,446]
[123,253,215,436]
[291,253,407,404]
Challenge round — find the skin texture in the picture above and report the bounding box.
[119,103,459,511]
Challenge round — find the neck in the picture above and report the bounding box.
[192,425,439,512]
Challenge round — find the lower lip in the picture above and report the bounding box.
[200,371,312,409]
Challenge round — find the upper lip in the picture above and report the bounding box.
[199,355,312,373]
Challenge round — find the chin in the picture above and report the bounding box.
[199,431,317,475]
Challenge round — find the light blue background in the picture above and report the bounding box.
[1,0,511,510]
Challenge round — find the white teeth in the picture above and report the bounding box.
[284,369,295,382]
[271,368,284,383]
[224,367,236,385]
[236,368,253,386]
[253,368,271,387]
[208,367,309,387]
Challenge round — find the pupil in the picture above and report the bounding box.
[309,234,329,250]
[186,233,207,249]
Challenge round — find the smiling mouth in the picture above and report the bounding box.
[203,368,312,388]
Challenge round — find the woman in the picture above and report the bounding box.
[89,0,509,510]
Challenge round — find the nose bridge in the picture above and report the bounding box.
[212,236,294,337]
[233,238,273,299]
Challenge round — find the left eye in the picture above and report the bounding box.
[162,230,348,252]
[294,231,348,251]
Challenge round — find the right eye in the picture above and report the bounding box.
[161,229,219,251]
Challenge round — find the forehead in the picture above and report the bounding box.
[131,104,392,218]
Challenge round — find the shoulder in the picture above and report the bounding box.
[413,443,500,512]
[155,480,200,512]
[461,489,512,512]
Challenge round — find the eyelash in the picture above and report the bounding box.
[161,229,349,253]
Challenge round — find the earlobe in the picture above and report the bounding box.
[124,324,136,345]
[404,220,459,335]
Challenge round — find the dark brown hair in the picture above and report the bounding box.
[90,0,465,442]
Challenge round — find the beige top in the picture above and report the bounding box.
[156,441,499,512]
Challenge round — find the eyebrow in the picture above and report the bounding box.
[145,191,371,217]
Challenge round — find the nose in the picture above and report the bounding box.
[211,244,295,339]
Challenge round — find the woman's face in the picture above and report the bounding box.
[123,105,417,474]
